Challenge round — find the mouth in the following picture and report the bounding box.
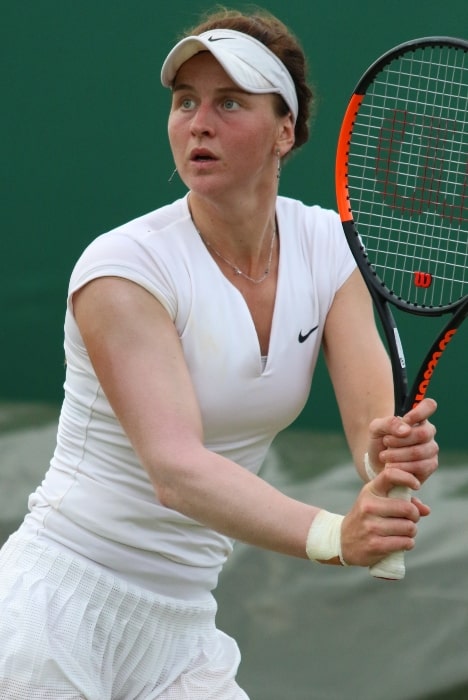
[190,149,217,163]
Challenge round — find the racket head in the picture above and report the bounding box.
[336,37,468,315]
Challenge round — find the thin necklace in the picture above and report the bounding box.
[196,224,277,285]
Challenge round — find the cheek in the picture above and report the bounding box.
[233,127,275,164]
[167,113,184,152]
[167,117,176,147]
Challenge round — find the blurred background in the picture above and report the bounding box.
[2,1,467,698]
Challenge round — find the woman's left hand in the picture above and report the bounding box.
[367,397,439,485]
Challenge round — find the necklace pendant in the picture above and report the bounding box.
[234,268,242,275]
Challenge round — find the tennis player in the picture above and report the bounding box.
[0,7,438,699]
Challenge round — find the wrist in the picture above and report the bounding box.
[364,452,379,480]
[305,509,347,566]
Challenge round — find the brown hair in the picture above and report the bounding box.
[183,6,314,152]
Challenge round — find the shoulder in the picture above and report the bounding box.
[78,196,191,258]
[276,195,347,252]
[68,195,195,317]
[276,196,356,290]
[276,196,341,235]
[70,197,193,280]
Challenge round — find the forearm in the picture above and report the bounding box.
[322,270,395,481]
[147,445,319,559]
[139,413,435,570]
[148,444,427,571]
[340,390,393,481]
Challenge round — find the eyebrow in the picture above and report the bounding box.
[172,83,249,96]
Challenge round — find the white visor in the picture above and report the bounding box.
[161,28,298,124]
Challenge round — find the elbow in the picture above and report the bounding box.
[145,460,181,510]
[141,446,202,512]
[154,480,177,509]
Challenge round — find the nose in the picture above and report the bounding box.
[190,102,215,137]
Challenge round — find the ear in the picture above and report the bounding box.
[275,113,295,157]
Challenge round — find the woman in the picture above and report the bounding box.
[0,8,438,699]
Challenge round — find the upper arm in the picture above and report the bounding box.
[72,277,319,553]
[72,276,204,477]
[322,268,394,468]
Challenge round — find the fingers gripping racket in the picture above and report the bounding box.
[335,37,468,579]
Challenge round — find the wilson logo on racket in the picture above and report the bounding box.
[414,271,433,288]
[413,328,458,406]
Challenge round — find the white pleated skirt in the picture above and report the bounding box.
[0,532,249,700]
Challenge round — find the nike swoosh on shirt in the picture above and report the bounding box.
[298,325,319,343]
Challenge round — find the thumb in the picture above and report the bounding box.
[402,397,438,426]
[369,414,411,441]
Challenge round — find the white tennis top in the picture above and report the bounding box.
[22,194,356,599]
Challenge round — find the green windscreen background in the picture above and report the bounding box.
[3,0,467,449]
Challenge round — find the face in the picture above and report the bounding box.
[168,51,294,201]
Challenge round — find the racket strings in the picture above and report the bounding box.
[348,43,468,308]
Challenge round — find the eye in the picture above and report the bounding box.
[223,98,240,111]
[180,97,196,110]
[172,94,196,111]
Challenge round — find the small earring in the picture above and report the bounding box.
[276,150,282,181]
[168,167,178,183]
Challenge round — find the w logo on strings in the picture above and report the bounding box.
[376,110,468,224]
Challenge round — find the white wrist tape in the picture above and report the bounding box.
[306,510,347,566]
[364,452,378,480]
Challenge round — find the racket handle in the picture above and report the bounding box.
[369,485,412,580]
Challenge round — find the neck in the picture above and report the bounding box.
[188,192,277,254]
[188,194,278,284]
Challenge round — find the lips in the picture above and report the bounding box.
[190,148,217,163]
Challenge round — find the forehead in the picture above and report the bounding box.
[171,50,283,118]
[173,51,238,88]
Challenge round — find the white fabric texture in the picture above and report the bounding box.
[22,194,356,599]
[0,533,248,699]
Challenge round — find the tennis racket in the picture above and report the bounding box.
[335,36,468,579]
